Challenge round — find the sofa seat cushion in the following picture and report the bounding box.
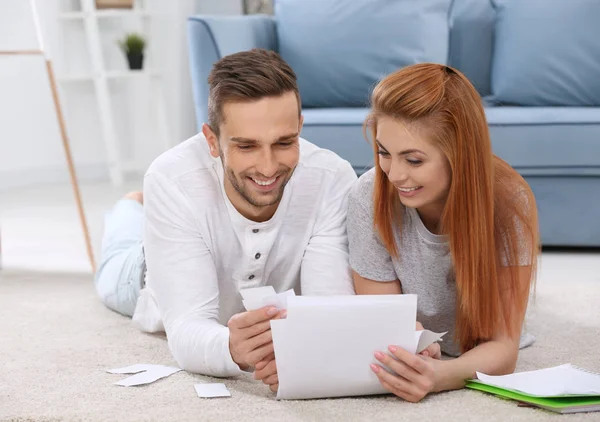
[486,107,600,172]
[301,107,600,175]
[302,108,370,126]
[485,106,600,125]
[276,0,453,108]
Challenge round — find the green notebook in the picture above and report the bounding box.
[465,364,600,414]
[466,380,600,414]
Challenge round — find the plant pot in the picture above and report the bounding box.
[127,53,144,70]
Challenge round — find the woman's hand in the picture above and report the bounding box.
[420,342,442,359]
[371,345,440,402]
[415,321,442,359]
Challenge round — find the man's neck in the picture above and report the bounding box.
[224,182,279,223]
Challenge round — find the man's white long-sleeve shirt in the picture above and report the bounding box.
[132,133,357,378]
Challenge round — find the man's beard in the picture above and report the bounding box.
[225,166,293,208]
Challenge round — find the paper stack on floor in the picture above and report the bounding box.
[240,287,445,400]
[466,364,600,414]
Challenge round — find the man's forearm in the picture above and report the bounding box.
[434,340,519,392]
[167,319,244,378]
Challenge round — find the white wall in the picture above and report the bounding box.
[0,0,244,190]
[0,0,66,188]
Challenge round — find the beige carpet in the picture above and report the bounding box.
[1,268,599,422]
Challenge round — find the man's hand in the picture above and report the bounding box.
[228,306,282,370]
[254,306,288,393]
[254,353,279,392]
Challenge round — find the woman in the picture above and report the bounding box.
[347,63,540,402]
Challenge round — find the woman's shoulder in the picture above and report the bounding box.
[492,158,538,263]
[349,167,377,201]
[493,158,536,213]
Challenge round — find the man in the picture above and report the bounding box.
[94,49,357,387]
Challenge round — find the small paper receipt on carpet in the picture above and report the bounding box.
[107,364,182,386]
[194,383,231,398]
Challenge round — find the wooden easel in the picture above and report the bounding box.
[0,1,96,272]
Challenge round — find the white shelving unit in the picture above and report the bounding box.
[58,10,152,19]
[56,0,171,186]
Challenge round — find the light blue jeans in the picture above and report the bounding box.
[94,199,146,317]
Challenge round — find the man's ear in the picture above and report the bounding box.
[298,114,304,135]
[202,123,220,158]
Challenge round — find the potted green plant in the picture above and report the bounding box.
[118,33,146,70]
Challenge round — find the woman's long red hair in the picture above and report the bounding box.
[365,64,540,352]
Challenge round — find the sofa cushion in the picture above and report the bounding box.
[300,106,600,174]
[276,0,453,108]
[448,0,495,97]
[491,0,600,106]
[301,108,373,173]
[486,106,600,169]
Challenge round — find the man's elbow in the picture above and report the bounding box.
[167,334,241,378]
[172,351,236,378]
[172,352,203,375]
[166,342,202,374]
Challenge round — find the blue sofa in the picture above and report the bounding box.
[186,0,600,247]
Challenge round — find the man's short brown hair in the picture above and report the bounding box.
[207,49,301,137]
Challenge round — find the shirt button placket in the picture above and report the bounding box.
[248,228,261,282]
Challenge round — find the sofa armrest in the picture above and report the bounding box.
[187,15,277,131]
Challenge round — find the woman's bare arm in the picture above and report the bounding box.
[433,265,532,392]
[353,270,401,295]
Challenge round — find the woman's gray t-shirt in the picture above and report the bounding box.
[347,168,534,357]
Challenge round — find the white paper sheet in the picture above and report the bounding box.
[241,287,295,311]
[194,383,232,398]
[107,364,181,387]
[476,364,600,397]
[107,364,155,374]
[240,286,275,302]
[239,288,446,400]
[272,294,433,400]
[415,330,447,354]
